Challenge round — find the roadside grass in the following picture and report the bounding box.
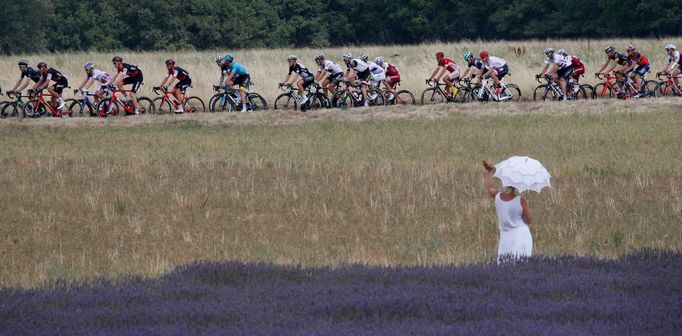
[0,100,680,288]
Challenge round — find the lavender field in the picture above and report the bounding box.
[1,250,680,335]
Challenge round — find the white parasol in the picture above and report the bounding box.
[493,156,551,193]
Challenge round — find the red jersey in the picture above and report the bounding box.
[385,63,399,77]
[437,57,458,73]
[628,52,649,66]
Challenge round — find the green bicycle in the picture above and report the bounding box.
[1,91,30,118]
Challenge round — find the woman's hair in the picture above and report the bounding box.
[503,186,518,196]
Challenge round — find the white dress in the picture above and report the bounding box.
[494,193,533,262]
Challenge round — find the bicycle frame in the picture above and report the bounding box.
[28,91,69,117]
[477,77,511,101]
[154,87,186,111]
[657,74,682,95]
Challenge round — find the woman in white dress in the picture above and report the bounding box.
[483,160,533,262]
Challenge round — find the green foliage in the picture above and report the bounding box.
[1,0,681,54]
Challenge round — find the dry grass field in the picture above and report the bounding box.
[1,38,681,103]
[0,96,680,288]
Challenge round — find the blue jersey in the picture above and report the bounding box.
[229,62,248,76]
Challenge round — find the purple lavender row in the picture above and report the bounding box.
[1,249,680,335]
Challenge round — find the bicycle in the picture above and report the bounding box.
[67,89,100,117]
[209,85,268,112]
[381,82,415,105]
[656,73,682,97]
[471,77,522,102]
[1,91,30,118]
[23,89,72,118]
[151,86,206,114]
[274,83,330,111]
[592,73,622,99]
[420,79,467,105]
[333,80,384,109]
[532,74,587,101]
[95,85,155,117]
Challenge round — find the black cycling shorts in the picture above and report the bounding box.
[326,72,343,83]
[496,64,509,79]
[174,78,192,92]
[52,79,68,94]
[123,74,143,93]
[232,74,250,88]
[557,66,573,80]
[301,76,314,88]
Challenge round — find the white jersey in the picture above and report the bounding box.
[319,60,343,75]
[368,61,386,82]
[485,56,506,70]
[88,69,112,84]
[545,54,571,69]
[347,59,369,72]
[668,51,681,68]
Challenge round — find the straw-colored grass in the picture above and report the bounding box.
[2,38,680,103]
[0,96,680,288]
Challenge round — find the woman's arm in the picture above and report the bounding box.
[520,197,532,225]
[483,160,497,198]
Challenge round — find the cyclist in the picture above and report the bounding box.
[342,52,372,107]
[536,48,572,100]
[374,56,404,103]
[222,54,251,112]
[427,52,460,97]
[109,56,143,115]
[623,44,650,97]
[479,51,509,95]
[366,57,386,102]
[461,52,486,81]
[595,46,632,85]
[557,49,585,85]
[31,62,68,111]
[314,54,344,97]
[74,63,112,106]
[8,60,42,96]
[656,44,681,90]
[280,55,315,106]
[157,59,192,113]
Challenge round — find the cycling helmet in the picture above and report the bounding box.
[287,55,297,61]
[479,50,489,58]
[112,56,123,63]
[84,62,94,70]
[626,43,636,51]
[665,44,676,50]
[360,53,368,62]
[343,52,352,60]
[224,54,234,62]
[544,48,554,56]
[314,54,324,61]
[463,52,473,61]
[37,62,47,69]
[374,56,384,64]
[604,46,615,53]
[165,59,175,66]
[435,51,444,59]
[557,49,568,56]
[214,54,223,62]
[18,60,28,66]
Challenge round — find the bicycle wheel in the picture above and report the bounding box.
[208,93,222,112]
[592,83,613,99]
[1,102,19,118]
[304,93,327,111]
[211,95,235,112]
[392,90,416,105]
[23,100,46,118]
[420,88,446,105]
[274,93,297,111]
[247,93,268,111]
[502,84,522,102]
[183,97,206,113]
[640,80,659,98]
[571,86,588,100]
[96,100,121,117]
[155,98,174,115]
[137,97,155,115]
[532,85,553,101]
[367,89,384,106]
[68,99,94,117]
[581,84,595,99]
